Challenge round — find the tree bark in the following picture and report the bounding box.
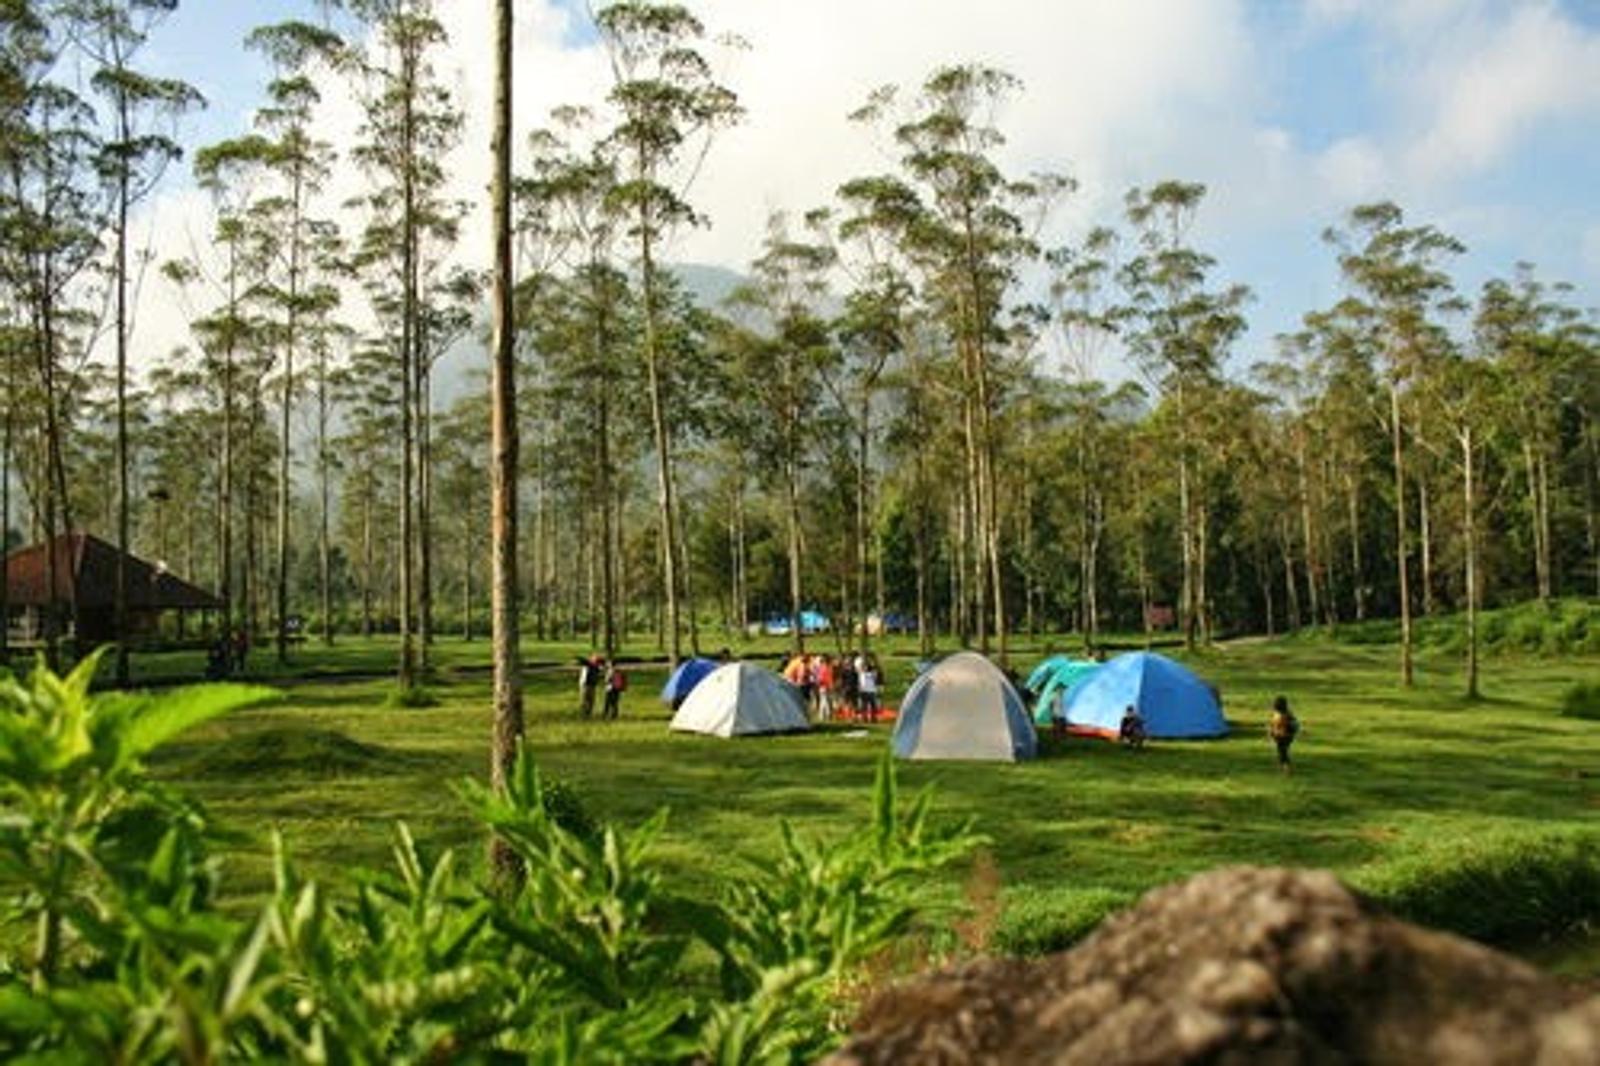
[639,223,682,669]
[1462,425,1479,699]
[396,38,418,688]
[488,0,523,886]
[1389,380,1414,687]
[276,161,303,666]
[114,128,131,686]
[318,349,332,646]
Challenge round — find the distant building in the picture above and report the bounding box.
[3,531,222,647]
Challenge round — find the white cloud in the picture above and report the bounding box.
[1404,3,1600,179]
[126,0,1600,384]
[1584,224,1600,286]
[1315,136,1388,201]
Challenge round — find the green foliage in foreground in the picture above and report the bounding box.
[0,658,979,1063]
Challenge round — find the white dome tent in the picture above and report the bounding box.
[669,661,811,738]
[891,652,1036,762]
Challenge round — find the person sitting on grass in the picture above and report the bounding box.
[1268,695,1300,774]
[1119,704,1147,750]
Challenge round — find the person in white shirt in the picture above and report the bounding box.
[858,661,880,720]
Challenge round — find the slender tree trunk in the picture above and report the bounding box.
[597,333,616,658]
[277,161,304,666]
[638,218,682,669]
[1462,425,1479,699]
[856,407,870,652]
[397,49,418,688]
[361,467,374,638]
[1346,471,1365,621]
[318,353,332,646]
[914,452,930,657]
[1418,471,1435,617]
[244,405,260,649]
[488,0,523,885]
[114,156,131,686]
[1389,380,1414,687]
[1197,503,1211,643]
[1280,518,1301,631]
[1297,432,1322,628]
[462,491,473,641]
[785,399,804,657]
[1537,450,1553,600]
[418,330,433,661]
[1586,418,1600,598]
[1179,450,1196,649]
[0,336,11,661]
[1256,534,1275,636]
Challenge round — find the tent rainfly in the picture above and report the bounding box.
[1063,652,1228,739]
[669,662,810,738]
[891,651,1036,762]
[661,657,719,707]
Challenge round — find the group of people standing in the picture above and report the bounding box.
[783,651,883,722]
[205,629,250,680]
[578,654,627,720]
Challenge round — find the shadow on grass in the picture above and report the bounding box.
[155,725,456,780]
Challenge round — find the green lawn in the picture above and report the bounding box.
[145,632,1600,961]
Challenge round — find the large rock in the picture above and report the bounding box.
[826,866,1600,1066]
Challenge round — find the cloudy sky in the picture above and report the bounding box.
[130,0,1600,382]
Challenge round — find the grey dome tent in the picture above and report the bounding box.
[669,662,810,738]
[891,652,1037,762]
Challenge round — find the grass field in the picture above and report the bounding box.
[142,628,1600,965]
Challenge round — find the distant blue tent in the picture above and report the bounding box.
[762,610,830,635]
[1063,652,1227,739]
[661,657,719,706]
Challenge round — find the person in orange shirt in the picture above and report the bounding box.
[815,656,835,721]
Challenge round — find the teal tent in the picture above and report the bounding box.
[1030,659,1102,725]
[1025,655,1072,693]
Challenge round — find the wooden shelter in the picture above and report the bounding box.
[3,531,222,647]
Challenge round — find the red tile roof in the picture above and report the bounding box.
[3,532,222,611]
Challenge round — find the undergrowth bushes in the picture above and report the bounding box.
[1353,831,1600,946]
[1289,599,1600,657]
[0,655,981,1063]
[1561,681,1600,721]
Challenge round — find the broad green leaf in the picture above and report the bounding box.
[121,683,278,758]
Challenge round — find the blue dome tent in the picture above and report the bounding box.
[1063,652,1227,739]
[661,657,719,707]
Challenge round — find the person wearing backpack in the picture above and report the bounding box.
[603,660,627,720]
[1268,695,1300,774]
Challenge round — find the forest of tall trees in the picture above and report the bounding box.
[2,0,1597,683]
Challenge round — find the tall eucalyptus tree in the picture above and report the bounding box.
[1325,202,1463,687]
[594,0,740,668]
[62,0,202,683]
